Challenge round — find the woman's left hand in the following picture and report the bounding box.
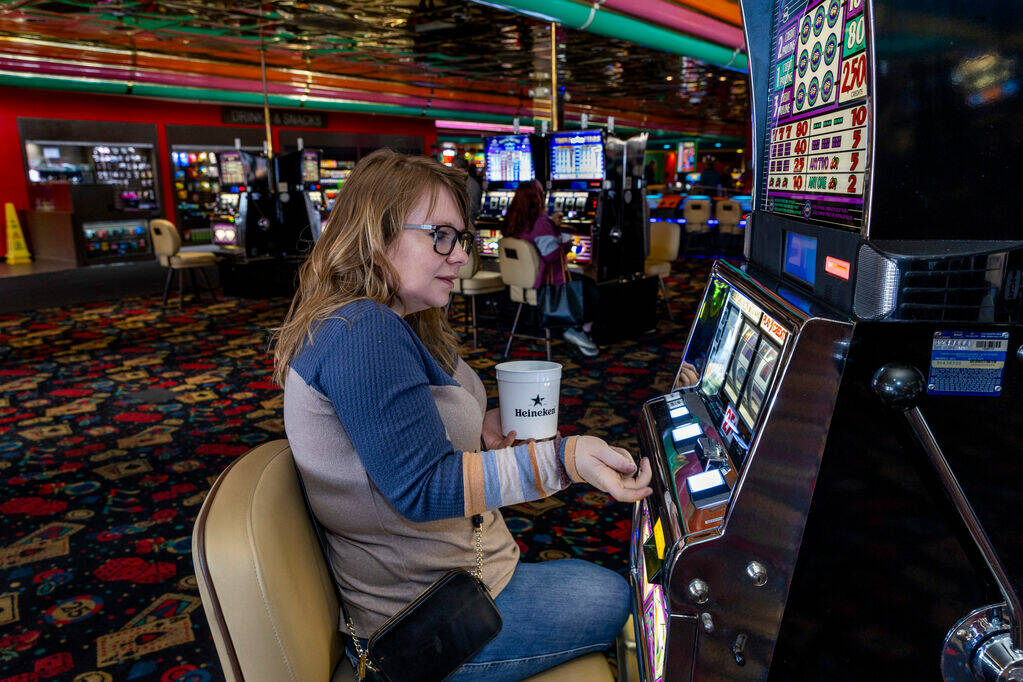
[483,408,516,449]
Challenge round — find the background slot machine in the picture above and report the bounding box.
[170,149,219,244]
[274,148,323,254]
[548,130,604,272]
[476,134,547,258]
[318,158,353,219]
[211,150,273,259]
[628,0,1023,679]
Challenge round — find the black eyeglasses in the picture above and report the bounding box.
[403,223,474,256]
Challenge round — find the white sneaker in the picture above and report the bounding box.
[563,328,599,357]
[563,327,597,350]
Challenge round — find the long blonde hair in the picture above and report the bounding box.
[271,149,468,386]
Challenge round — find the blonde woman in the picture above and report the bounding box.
[273,149,652,681]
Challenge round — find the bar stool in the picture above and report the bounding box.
[645,221,681,321]
[149,219,218,309]
[682,199,712,254]
[451,248,506,349]
[715,199,744,255]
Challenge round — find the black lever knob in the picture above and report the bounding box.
[871,363,926,411]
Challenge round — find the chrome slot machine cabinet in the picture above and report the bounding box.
[629,0,1022,678]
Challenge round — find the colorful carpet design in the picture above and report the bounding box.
[0,259,714,681]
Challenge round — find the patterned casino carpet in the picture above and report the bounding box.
[0,258,715,681]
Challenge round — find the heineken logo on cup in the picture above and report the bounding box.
[495,361,562,441]
[516,395,557,418]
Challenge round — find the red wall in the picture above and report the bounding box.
[0,86,439,256]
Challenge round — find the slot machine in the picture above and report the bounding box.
[628,0,1023,679]
[275,148,324,252]
[547,130,604,272]
[211,150,274,259]
[548,130,648,282]
[477,134,547,258]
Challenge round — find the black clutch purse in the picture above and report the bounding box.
[361,566,502,681]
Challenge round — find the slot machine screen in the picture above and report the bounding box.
[301,150,320,183]
[307,191,322,206]
[218,193,239,210]
[219,151,246,186]
[550,130,605,181]
[783,231,818,285]
[477,229,501,257]
[738,340,781,428]
[763,0,871,230]
[693,284,791,467]
[566,235,592,264]
[485,135,535,183]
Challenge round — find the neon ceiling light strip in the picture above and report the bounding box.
[434,120,536,133]
[0,55,529,118]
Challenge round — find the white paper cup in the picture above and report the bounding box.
[495,361,562,441]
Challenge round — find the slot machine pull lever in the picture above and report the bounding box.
[872,364,1023,680]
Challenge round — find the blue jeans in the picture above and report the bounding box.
[346,559,631,681]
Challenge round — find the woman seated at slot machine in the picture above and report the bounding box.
[272,149,652,681]
[503,180,601,357]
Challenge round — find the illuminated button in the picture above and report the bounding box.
[672,423,703,443]
[825,256,851,280]
[669,405,690,420]
[686,468,731,508]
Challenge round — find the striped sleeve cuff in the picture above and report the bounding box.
[559,436,584,483]
[461,436,578,516]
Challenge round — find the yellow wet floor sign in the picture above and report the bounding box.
[4,203,33,265]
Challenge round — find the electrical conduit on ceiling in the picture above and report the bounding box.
[668,0,743,28]
[601,0,744,49]
[472,0,747,70]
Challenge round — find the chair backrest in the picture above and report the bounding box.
[498,237,542,291]
[192,440,347,682]
[683,200,711,223]
[682,200,712,235]
[715,200,743,235]
[648,221,681,262]
[458,247,480,280]
[149,219,181,265]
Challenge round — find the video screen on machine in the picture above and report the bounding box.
[219,151,246,186]
[218,193,240,210]
[485,136,535,183]
[301,150,320,183]
[763,0,871,229]
[550,130,604,181]
[477,229,501,257]
[566,235,592,263]
[699,286,790,434]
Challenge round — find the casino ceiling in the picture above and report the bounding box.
[0,0,749,138]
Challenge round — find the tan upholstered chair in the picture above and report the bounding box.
[192,439,617,682]
[715,199,744,255]
[681,199,712,254]
[644,222,681,321]
[149,219,218,308]
[498,237,551,361]
[451,247,506,349]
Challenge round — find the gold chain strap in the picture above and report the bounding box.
[348,521,485,679]
[473,519,484,581]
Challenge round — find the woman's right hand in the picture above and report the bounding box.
[573,435,652,503]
